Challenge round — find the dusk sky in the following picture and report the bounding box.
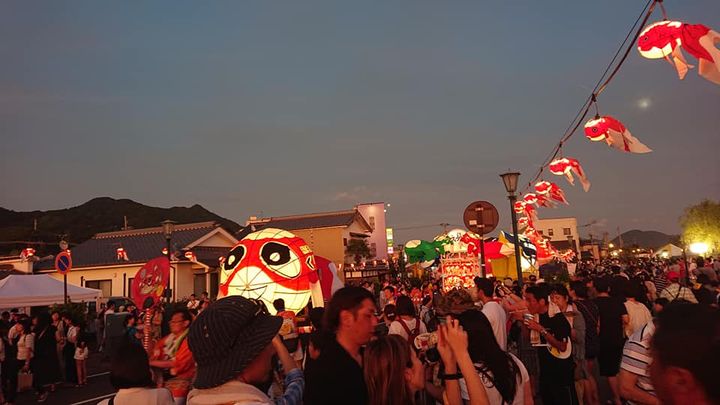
[1,1,718,243]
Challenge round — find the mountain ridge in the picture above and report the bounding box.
[0,197,241,255]
[611,229,680,249]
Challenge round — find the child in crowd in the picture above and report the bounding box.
[74,337,89,386]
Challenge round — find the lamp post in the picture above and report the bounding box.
[161,220,176,302]
[500,172,524,288]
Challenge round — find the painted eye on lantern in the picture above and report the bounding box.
[261,242,300,278]
[224,245,246,270]
[306,256,316,270]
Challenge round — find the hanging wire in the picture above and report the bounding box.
[521,0,658,193]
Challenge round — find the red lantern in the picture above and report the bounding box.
[638,21,720,85]
[116,247,129,261]
[549,157,590,192]
[584,116,651,153]
[218,228,316,315]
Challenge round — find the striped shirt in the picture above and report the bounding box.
[620,321,656,403]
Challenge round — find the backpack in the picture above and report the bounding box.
[398,318,421,343]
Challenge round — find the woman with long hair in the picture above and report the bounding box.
[457,310,532,405]
[364,334,425,405]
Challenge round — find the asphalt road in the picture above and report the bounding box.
[15,352,115,405]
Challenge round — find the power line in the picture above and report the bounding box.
[522,0,659,192]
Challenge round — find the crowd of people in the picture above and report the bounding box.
[1,256,719,405]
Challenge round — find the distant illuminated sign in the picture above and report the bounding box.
[386,228,394,254]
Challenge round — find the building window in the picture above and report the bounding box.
[127,278,134,299]
[538,230,544,235]
[343,238,348,247]
[563,228,572,236]
[547,228,554,237]
[86,280,112,298]
[369,216,375,230]
[371,243,377,257]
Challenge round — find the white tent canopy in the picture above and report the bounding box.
[653,243,683,258]
[0,274,102,307]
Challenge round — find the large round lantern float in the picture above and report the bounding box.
[218,228,316,315]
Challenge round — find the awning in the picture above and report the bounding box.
[0,275,102,307]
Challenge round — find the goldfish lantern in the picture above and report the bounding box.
[534,181,569,205]
[514,201,526,214]
[116,247,129,261]
[20,247,36,261]
[549,157,590,192]
[584,116,651,153]
[517,217,530,230]
[184,251,197,262]
[131,257,170,309]
[218,228,316,315]
[638,21,720,85]
[523,193,538,206]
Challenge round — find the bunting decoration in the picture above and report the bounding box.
[584,115,652,153]
[638,21,720,85]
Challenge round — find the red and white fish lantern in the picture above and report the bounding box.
[20,247,36,261]
[638,21,720,85]
[549,157,591,192]
[116,247,129,261]
[218,228,317,315]
[514,201,527,214]
[534,181,569,205]
[518,217,530,230]
[584,116,651,154]
[184,251,197,262]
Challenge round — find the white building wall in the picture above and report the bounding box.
[355,203,388,260]
[534,217,580,251]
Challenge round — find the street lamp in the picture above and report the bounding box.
[161,220,176,302]
[499,171,523,287]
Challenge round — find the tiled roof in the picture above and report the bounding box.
[246,210,369,232]
[191,246,230,268]
[35,222,221,270]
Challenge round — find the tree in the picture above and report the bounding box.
[345,238,371,264]
[680,199,720,254]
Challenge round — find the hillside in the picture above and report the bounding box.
[0,197,241,255]
[611,229,680,249]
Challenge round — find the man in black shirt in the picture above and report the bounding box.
[594,276,628,405]
[525,285,579,405]
[304,286,377,405]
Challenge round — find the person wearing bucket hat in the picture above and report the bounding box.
[186,296,304,405]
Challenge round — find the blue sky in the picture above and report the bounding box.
[1,0,718,243]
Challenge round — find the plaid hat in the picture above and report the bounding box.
[188,296,282,389]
